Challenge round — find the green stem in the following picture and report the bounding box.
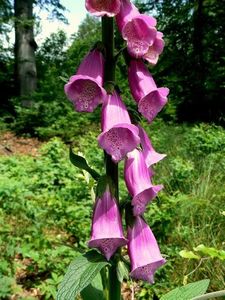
[102,16,121,300]
[100,268,109,300]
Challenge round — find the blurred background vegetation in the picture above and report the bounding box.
[0,0,224,299]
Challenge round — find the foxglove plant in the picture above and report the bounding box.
[64,48,106,112]
[58,1,169,299]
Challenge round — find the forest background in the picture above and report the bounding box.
[0,0,225,299]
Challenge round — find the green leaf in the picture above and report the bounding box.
[56,250,109,300]
[81,273,104,300]
[194,244,225,260]
[179,250,200,260]
[69,147,100,181]
[161,279,210,300]
[116,260,130,283]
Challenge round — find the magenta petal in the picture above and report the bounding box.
[98,123,140,163]
[149,166,154,178]
[125,149,152,196]
[85,0,121,17]
[128,60,157,102]
[132,184,163,216]
[124,149,163,215]
[88,189,127,260]
[158,87,170,97]
[138,125,166,167]
[144,31,165,65]
[98,91,140,162]
[64,49,106,112]
[128,60,169,121]
[116,1,157,58]
[138,89,168,123]
[101,92,132,132]
[116,0,139,32]
[140,14,157,27]
[64,75,106,112]
[76,49,105,86]
[128,216,166,283]
[122,15,157,58]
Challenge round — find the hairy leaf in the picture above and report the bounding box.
[57,250,109,300]
[81,273,104,300]
[161,279,210,300]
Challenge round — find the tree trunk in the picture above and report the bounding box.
[14,0,37,107]
[192,0,206,120]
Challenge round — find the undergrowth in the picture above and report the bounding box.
[0,121,224,299]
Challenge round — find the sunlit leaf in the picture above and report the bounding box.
[161,279,210,300]
[179,250,200,260]
[56,250,109,300]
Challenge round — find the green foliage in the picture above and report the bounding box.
[81,273,104,300]
[160,279,210,300]
[8,18,102,139]
[180,245,225,261]
[138,0,225,124]
[69,147,100,181]
[57,251,109,300]
[0,122,224,298]
[0,136,101,298]
[1,0,225,126]
[116,260,130,283]
[0,276,16,298]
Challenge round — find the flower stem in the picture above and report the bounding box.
[102,16,121,300]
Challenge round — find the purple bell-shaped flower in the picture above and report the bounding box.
[128,60,169,122]
[65,48,107,112]
[128,216,166,283]
[98,90,140,163]
[88,185,127,260]
[124,149,163,215]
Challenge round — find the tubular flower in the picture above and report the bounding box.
[138,125,166,168]
[98,91,140,163]
[116,0,157,58]
[85,0,121,17]
[128,60,169,122]
[143,31,165,65]
[64,49,106,112]
[124,149,163,216]
[88,187,127,260]
[128,216,166,283]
